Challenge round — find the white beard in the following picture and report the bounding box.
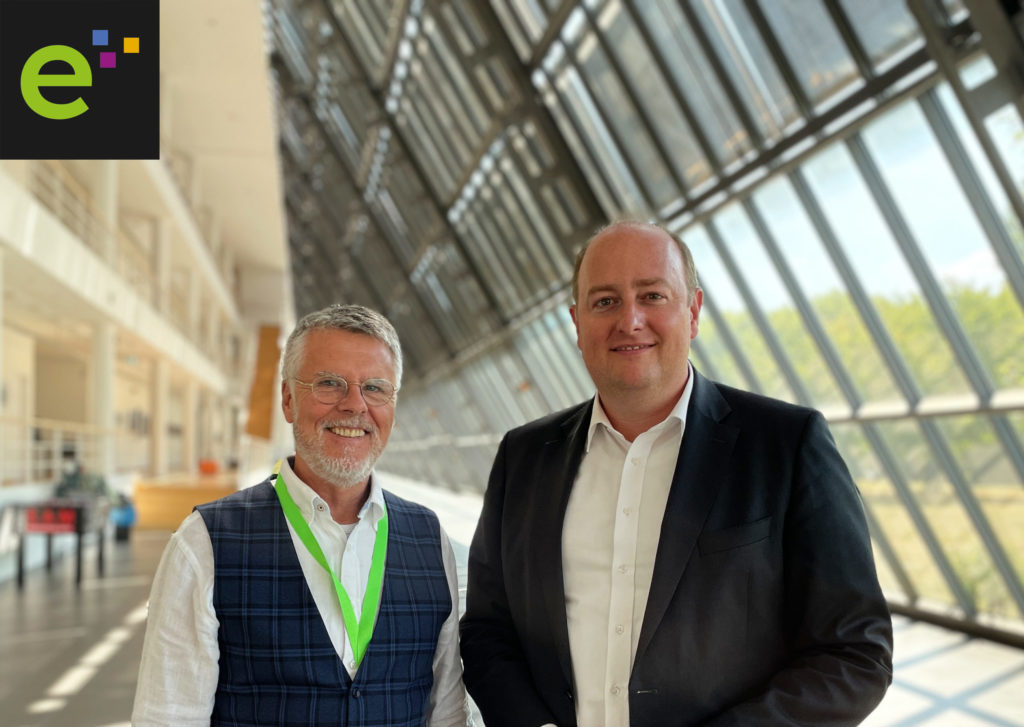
[293,421,383,490]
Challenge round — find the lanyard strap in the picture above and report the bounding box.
[273,466,388,668]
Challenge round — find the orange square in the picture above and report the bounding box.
[124,37,140,53]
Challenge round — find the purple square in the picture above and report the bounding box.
[100,52,116,68]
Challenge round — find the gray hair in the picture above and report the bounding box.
[281,304,403,387]
[571,220,700,305]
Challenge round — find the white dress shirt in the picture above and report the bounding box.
[132,458,469,726]
[560,364,695,727]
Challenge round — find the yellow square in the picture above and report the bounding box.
[124,37,140,53]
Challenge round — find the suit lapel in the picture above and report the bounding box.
[534,402,590,690]
[634,373,737,664]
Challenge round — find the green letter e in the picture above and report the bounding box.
[21,45,92,120]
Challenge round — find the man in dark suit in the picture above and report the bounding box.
[460,221,893,726]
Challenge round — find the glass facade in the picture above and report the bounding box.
[266,0,1024,639]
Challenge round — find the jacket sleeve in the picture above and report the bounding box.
[701,412,893,726]
[460,434,563,727]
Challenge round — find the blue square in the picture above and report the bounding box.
[92,29,108,46]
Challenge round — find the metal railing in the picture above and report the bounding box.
[0,416,150,487]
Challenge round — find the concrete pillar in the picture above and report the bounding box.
[92,320,116,479]
[152,358,169,476]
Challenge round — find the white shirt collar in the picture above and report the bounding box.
[584,361,695,452]
[278,456,387,527]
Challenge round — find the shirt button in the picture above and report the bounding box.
[352,687,360,698]
[611,686,621,696]
[615,624,624,635]
[631,457,641,467]
[316,503,326,512]
[618,565,628,574]
[622,507,632,515]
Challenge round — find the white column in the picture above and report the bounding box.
[152,358,169,476]
[184,379,198,473]
[92,320,116,479]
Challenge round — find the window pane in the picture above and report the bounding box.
[833,423,955,607]
[758,0,860,105]
[935,414,1024,614]
[937,83,1024,274]
[983,102,1024,262]
[712,201,847,410]
[861,99,1024,392]
[837,0,921,71]
[685,224,795,400]
[600,2,713,188]
[691,0,799,141]
[548,307,594,402]
[573,30,679,208]
[634,0,753,166]
[553,65,648,214]
[802,142,973,398]
[877,419,1016,618]
[751,176,902,403]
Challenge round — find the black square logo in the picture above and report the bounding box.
[0,0,159,159]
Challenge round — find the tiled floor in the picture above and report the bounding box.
[862,617,1024,726]
[0,475,1020,726]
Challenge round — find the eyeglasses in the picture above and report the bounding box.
[293,374,398,407]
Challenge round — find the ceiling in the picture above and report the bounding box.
[159,0,286,276]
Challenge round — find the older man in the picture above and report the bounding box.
[461,221,893,726]
[134,304,470,727]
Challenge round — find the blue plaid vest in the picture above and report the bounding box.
[196,477,451,726]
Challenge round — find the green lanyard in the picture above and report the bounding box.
[273,465,389,669]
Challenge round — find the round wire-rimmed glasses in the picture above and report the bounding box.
[293,374,398,407]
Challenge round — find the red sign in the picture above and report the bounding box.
[25,505,80,534]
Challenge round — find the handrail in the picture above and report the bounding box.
[0,416,150,487]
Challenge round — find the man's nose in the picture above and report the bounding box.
[336,383,369,411]
[617,301,644,331]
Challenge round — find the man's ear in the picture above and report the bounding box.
[281,379,295,423]
[689,288,703,340]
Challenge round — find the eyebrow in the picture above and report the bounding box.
[584,277,671,297]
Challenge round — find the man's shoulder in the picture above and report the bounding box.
[382,488,440,519]
[195,476,276,514]
[506,399,591,440]
[703,376,819,425]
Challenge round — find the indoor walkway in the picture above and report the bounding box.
[0,475,1021,727]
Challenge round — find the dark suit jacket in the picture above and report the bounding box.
[460,370,893,726]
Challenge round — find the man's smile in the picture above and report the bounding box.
[327,426,367,438]
[610,343,655,352]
